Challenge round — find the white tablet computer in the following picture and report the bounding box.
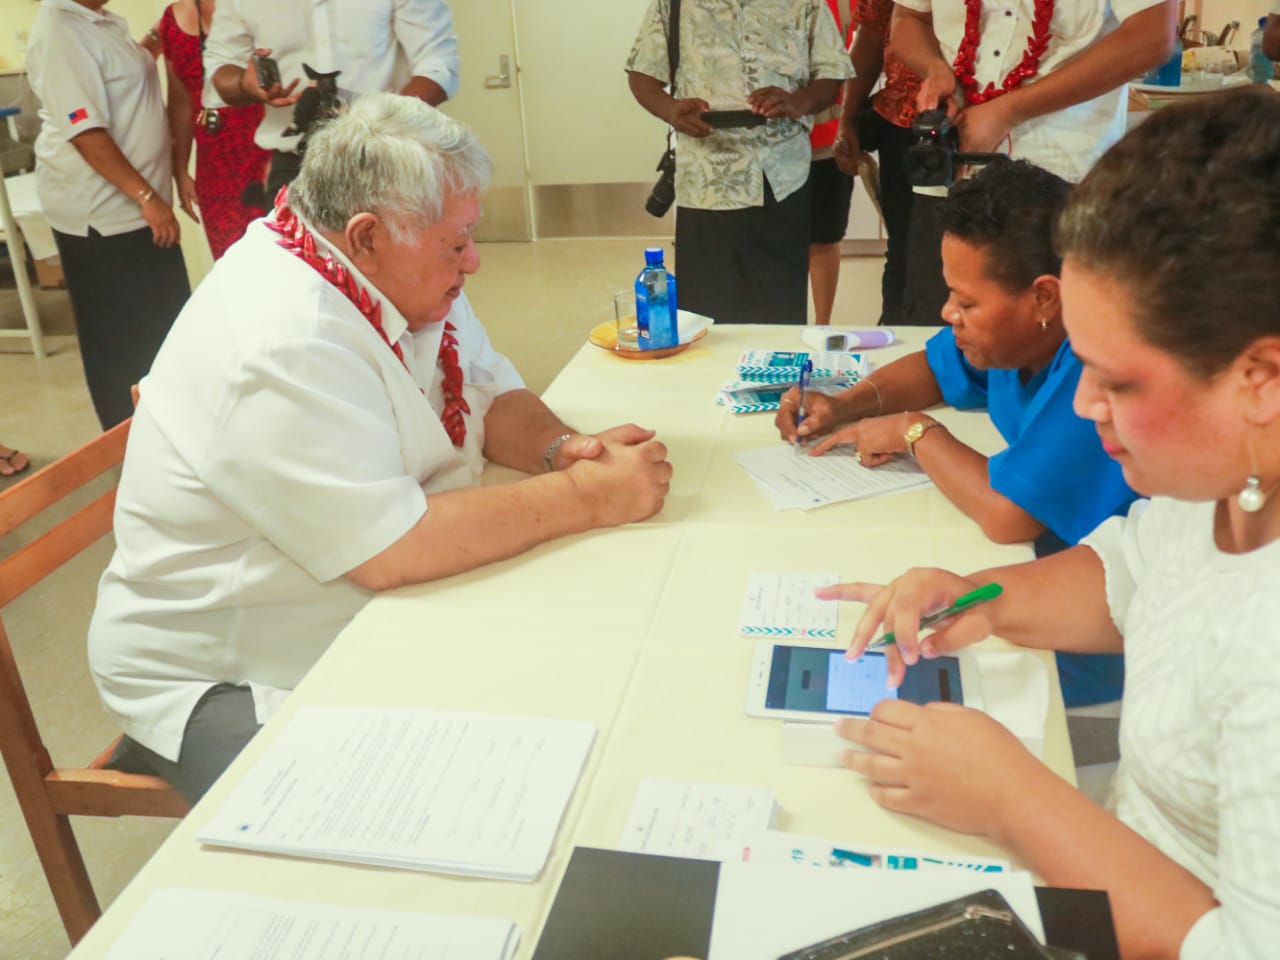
[745,640,984,722]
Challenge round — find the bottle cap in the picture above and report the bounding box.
[644,247,664,266]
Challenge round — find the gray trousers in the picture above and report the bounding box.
[108,684,261,805]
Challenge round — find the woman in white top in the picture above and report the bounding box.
[27,0,190,428]
[824,89,1280,959]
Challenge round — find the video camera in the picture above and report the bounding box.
[905,109,1007,187]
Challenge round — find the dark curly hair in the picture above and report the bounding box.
[937,158,1072,292]
[1055,88,1280,378]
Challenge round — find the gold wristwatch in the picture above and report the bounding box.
[904,416,942,456]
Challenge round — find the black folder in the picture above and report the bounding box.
[532,847,1119,960]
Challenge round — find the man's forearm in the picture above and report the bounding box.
[991,2,1175,127]
[793,78,843,115]
[482,388,576,475]
[889,7,949,80]
[843,23,887,120]
[345,471,599,590]
[212,64,257,106]
[1262,13,1280,60]
[401,75,448,106]
[627,70,676,123]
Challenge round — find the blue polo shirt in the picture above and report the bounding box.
[925,328,1137,707]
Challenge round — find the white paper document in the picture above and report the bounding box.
[198,706,596,881]
[618,778,778,861]
[740,828,1010,873]
[734,445,932,511]
[707,861,1043,960]
[105,888,520,960]
[738,572,840,639]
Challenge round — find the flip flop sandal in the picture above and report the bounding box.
[1,449,31,477]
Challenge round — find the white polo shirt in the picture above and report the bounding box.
[204,0,461,153]
[896,0,1167,184]
[88,218,524,762]
[26,0,172,237]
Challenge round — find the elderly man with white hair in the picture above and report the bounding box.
[90,94,673,802]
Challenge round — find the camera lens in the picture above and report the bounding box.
[645,173,676,218]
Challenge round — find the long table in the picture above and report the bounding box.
[68,325,1071,958]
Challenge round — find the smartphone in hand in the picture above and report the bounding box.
[700,110,767,129]
[251,53,281,90]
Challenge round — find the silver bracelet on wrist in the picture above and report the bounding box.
[542,433,573,473]
[861,377,884,415]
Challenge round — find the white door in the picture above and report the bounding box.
[440,0,532,241]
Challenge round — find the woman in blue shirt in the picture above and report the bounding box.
[775,159,1135,707]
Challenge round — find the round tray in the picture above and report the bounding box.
[588,321,708,360]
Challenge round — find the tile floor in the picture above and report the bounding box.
[0,240,887,959]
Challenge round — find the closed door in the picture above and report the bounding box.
[441,0,532,241]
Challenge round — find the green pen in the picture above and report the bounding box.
[867,583,1003,649]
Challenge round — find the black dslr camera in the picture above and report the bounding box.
[905,109,1006,187]
[645,147,676,218]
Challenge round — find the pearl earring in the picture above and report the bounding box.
[1238,475,1266,513]
[1039,317,1048,331]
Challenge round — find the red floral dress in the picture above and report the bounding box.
[158,4,271,259]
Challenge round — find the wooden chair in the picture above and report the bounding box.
[0,419,190,946]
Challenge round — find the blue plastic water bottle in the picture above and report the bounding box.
[634,247,679,350]
[1143,36,1183,86]
[1251,18,1274,84]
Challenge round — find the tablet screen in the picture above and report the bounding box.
[764,645,963,716]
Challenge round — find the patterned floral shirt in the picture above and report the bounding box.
[628,0,855,210]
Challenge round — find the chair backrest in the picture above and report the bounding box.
[0,420,128,776]
[0,419,190,946]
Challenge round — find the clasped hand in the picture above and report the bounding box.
[558,424,672,525]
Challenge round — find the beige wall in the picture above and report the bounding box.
[1193,0,1272,48]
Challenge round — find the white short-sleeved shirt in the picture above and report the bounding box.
[203,0,460,153]
[895,0,1166,185]
[88,218,524,762]
[1082,498,1280,959]
[26,0,172,237]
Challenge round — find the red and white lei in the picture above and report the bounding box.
[266,188,471,447]
[953,0,1054,106]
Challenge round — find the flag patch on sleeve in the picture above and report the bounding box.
[68,108,89,124]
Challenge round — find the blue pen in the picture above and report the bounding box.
[794,357,813,451]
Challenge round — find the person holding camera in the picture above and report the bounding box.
[204,0,460,202]
[626,0,855,326]
[775,159,1136,709]
[890,0,1177,326]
